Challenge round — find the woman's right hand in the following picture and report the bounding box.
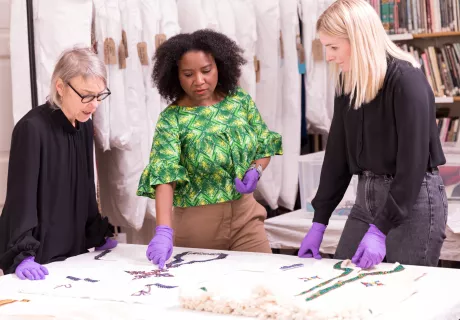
[15,257,49,280]
[146,225,174,269]
[298,222,327,259]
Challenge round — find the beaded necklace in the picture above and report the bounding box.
[297,261,405,302]
[125,251,228,280]
[165,252,228,269]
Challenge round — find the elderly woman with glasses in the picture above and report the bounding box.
[0,47,117,280]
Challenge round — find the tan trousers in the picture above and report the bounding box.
[173,194,272,253]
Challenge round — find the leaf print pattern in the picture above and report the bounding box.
[137,87,283,207]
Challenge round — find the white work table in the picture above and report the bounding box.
[0,244,459,319]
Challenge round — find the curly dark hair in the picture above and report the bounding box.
[152,29,247,103]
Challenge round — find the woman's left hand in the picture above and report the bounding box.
[235,168,259,194]
[95,238,118,251]
[351,224,386,269]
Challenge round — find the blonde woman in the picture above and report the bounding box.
[298,0,447,269]
[0,47,117,280]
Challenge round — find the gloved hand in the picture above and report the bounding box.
[146,225,174,269]
[95,238,118,251]
[235,168,259,194]
[298,222,326,259]
[15,257,49,280]
[352,224,386,269]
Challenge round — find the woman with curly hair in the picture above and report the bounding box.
[137,29,283,268]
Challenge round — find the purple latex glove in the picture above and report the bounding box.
[146,225,174,269]
[95,238,118,251]
[298,222,326,259]
[352,224,386,269]
[235,168,259,194]
[15,257,49,280]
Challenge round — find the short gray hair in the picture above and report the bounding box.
[48,46,107,108]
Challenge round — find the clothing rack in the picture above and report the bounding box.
[26,0,38,109]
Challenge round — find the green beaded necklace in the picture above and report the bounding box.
[297,261,405,302]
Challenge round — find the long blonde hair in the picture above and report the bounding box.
[316,0,419,109]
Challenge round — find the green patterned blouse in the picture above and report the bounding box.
[137,87,283,207]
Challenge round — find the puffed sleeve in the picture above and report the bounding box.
[244,91,283,159]
[0,120,41,274]
[137,106,189,199]
[83,120,113,249]
[373,69,432,235]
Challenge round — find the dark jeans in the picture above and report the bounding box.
[335,170,448,267]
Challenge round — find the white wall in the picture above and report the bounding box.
[0,0,13,213]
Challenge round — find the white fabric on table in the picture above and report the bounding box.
[264,209,460,262]
[180,260,422,319]
[1,244,460,320]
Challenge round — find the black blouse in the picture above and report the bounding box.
[0,104,112,274]
[312,58,446,235]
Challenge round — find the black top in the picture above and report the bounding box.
[0,104,112,274]
[312,58,446,235]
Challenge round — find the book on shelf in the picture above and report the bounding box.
[398,42,460,98]
[438,108,459,147]
[366,0,460,35]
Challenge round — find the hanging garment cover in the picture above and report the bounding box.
[140,0,162,129]
[92,0,111,151]
[105,0,134,150]
[10,0,33,125]
[215,0,237,43]
[253,0,282,210]
[0,105,113,274]
[229,0,257,100]
[157,0,181,111]
[96,0,149,230]
[146,0,181,217]
[279,0,302,210]
[176,0,207,33]
[140,0,162,220]
[301,0,336,134]
[33,0,92,105]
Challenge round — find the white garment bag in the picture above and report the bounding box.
[140,0,162,220]
[301,0,335,134]
[145,0,181,217]
[215,0,237,42]
[10,0,32,124]
[33,0,93,105]
[92,0,111,151]
[96,0,148,230]
[229,0,257,100]
[105,0,134,150]
[279,0,302,210]
[176,0,207,33]
[253,0,282,210]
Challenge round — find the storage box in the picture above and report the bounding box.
[298,151,358,220]
[439,153,460,200]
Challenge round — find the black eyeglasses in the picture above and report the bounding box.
[67,82,111,103]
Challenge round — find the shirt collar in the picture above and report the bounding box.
[47,103,80,134]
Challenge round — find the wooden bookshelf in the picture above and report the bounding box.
[412,31,460,39]
[389,32,460,41]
